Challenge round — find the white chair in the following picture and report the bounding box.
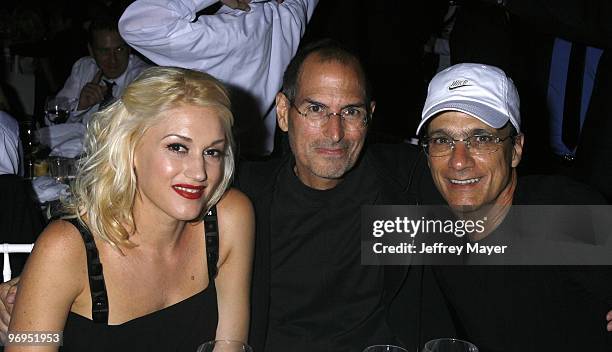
[0,243,34,282]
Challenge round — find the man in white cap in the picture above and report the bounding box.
[416,63,612,352]
[417,63,523,231]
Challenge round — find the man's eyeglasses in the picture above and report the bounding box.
[420,133,516,157]
[290,101,369,131]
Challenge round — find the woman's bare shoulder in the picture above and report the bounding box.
[26,219,88,278]
[215,188,255,243]
[216,188,254,219]
[8,220,88,336]
[36,219,86,250]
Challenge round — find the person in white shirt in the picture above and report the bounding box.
[0,111,21,176]
[0,87,22,176]
[55,15,149,126]
[119,0,318,156]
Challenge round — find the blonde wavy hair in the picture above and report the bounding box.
[67,66,235,249]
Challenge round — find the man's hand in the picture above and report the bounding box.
[607,310,612,331]
[77,70,108,111]
[0,277,20,343]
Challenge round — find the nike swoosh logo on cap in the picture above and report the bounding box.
[448,79,471,90]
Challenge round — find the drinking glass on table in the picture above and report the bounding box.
[422,338,478,352]
[48,157,77,183]
[44,96,72,124]
[19,119,37,178]
[196,340,252,352]
[363,345,409,352]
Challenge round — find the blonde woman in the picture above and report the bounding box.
[7,67,254,351]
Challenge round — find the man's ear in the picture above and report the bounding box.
[511,133,524,168]
[369,101,376,117]
[276,92,290,132]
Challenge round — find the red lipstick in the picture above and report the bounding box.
[172,184,205,200]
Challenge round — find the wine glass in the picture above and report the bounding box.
[44,96,72,124]
[363,345,409,352]
[19,119,37,178]
[48,157,77,183]
[422,338,478,352]
[196,340,252,352]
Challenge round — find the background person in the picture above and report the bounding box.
[0,93,22,176]
[118,0,318,156]
[0,86,44,281]
[53,14,149,126]
[6,66,254,351]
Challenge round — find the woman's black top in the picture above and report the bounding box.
[60,207,219,352]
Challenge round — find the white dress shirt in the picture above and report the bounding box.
[55,54,149,126]
[0,111,22,176]
[119,0,318,155]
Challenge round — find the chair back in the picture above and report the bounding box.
[0,243,34,282]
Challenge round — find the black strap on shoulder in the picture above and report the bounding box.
[66,208,218,324]
[67,218,109,324]
[204,205,219,281]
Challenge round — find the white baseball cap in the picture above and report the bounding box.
[416,63,521,135]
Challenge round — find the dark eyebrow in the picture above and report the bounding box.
[427,128,452,136]
[341,103,367,109]
[303,99,329,108]
[471,128,495,135]
[428,127,496,136]
[302,98,366,110]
